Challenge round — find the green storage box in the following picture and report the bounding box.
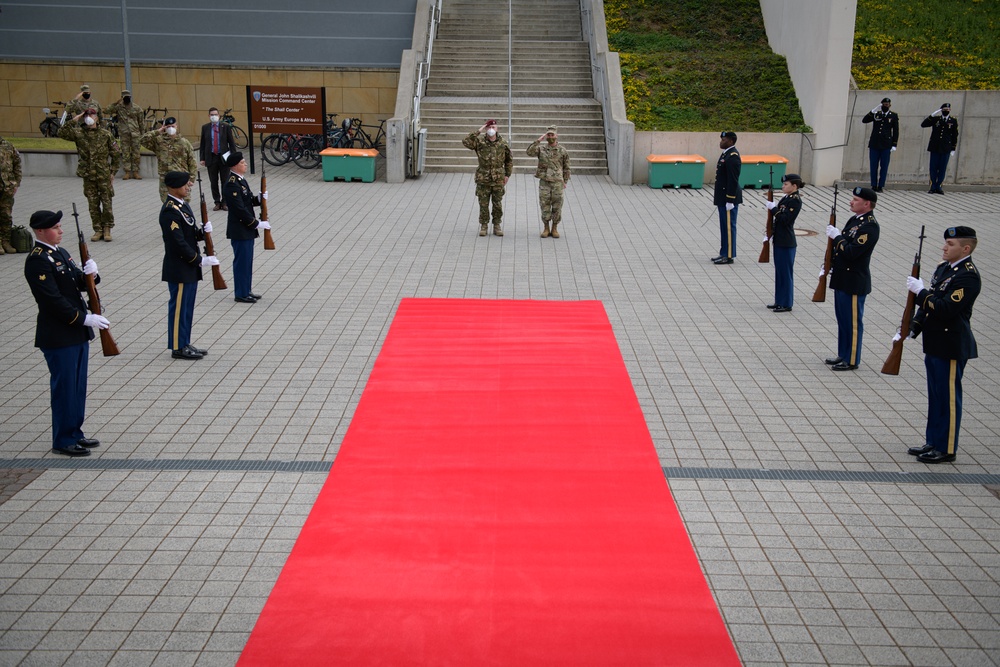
[738,154,788,189]
[320,148,378,183]
[647,154,707,189]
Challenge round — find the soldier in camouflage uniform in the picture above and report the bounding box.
[141,117,197,202]
[104,89,145,179]
[527,125,570,238]
[463,119,513,236]
[0,134,22,254]
[58,110,120,242]
[65,84,102,121]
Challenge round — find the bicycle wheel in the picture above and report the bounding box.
[232,125,249,149]
[290,135,322,169]
[262,134,291,166]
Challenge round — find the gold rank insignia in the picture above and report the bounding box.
[857,234,868,244]
[170,221,180,230]
[39,274,46,281]
[951,289,964,302]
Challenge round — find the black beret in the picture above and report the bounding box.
[163,116,177,126]
[945,226,976,240]
[853,186,877,204]
[941,102,951,109]
[720,131,737,141]
[29,210,63,230]
[224,151,244,167]
[164,171,190,188]
[881,97,891,104]
[781,173,804,186]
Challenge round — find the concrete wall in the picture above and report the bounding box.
[843,89,1000,186]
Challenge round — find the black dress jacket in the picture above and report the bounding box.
[829,212,880,295]
[915,257,980,360]
[24,242,96,349]
[223,173,263,241]
[160,196,204,283]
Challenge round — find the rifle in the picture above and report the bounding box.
[881,225,927,375]
[758,165,774,263]
[260,162,275,250]
[72,203,120,356]
[811,183,838,302]
[196,171,227,290]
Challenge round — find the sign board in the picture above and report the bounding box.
[247,85,323,135]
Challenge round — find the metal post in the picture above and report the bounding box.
[507,0,512,143]
[121,0,132,92]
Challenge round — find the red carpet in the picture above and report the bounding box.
[238,299,739,666]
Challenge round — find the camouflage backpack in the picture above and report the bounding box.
[10,225,33,253]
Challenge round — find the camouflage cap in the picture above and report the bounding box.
[80,84,90,92]
[121,89,131,96]
[546,125,558,133]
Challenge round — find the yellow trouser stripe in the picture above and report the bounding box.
[849,295,859,364]
[172,284,184,350]
[947,360,958,455]
[726,209,733,258]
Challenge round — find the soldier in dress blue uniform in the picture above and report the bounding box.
[23,210,109,456]
[824,187,880,371]
[711,131,742,264]
[920,102,959,194]
[764,173,803,312]
[905,226,980,463]
[160,171,219,360]
[861,97,899,192]
[223,152,269,303]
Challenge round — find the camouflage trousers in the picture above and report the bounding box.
[158,177,191,204]
[538,180,565,223]
[0,189,14,243]
[119,131,142,173]
[82,178,115,231]
[475,183,505,226]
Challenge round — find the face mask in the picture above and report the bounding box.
[486,128,497,137]
[942,110,950,116]
[166,127,177,136]
[82,92,91,100]
[123,97,131,104]
[210,115,220,123]
[881,105,890,112]
[546,137,556,145]
[83,115,96,126]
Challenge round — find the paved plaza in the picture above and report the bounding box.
[0,164,998,665]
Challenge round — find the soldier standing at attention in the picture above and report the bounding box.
[141,116,197,202]
[527,125,570,238]
[824,187,880,371]
[463,119,512,237]
[905,227,981,464]
[711,131,741,264]
[861,97,899,192]
[764,173,803,312]
[104,89,145,180]
[24,210,108,457]
[920,102,959,194]
[0,134,22,255]
[58,109,120,242]
[65,84,101,120]
[223,152,270,303]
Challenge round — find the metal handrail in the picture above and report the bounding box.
[412,0,442,124]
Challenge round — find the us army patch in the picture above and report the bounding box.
[951,289,964,302]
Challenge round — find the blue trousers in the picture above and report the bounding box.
[834,290,866,366]
[717,204,738,258]
[869,148,891,188]
[928,151,951,190]
[41,342,89,450]
[925,355,966,455]
[167,281,198,350]
[773,245,796,308]
[231,239,255,298]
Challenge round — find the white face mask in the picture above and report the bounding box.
[210,115,220,123]
[486,128,497,137]
[166,126,177,136]
[83,116,96,126]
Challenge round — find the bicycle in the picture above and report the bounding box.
[144,107,169,132]
[39,101,65,137]
[221,108,249,149]
[349,118,387,155]
[287,115,353,169]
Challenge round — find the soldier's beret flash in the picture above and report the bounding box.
[721,131,737,141]
[881,97,891,104]
[853,186,877,203]
[485,119,497,127]
[225,151,244,167]
[163,116,177,126]
[781,173,804,186]
[164,171,190,188]
[945,226,976,240]
[29,210,63,230]
[941,102,951,109]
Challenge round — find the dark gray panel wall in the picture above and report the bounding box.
[0,0,416,68]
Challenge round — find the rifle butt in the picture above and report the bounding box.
[99,329,121,357]
[758,242,770,264]
[212,266,228,290]
[880,342,903,375]
[263,228,276,250]
[811,278,827,303]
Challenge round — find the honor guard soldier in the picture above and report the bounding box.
[905,226,980,463]
[861,97,899,192]
[527,125,570,238]
[141,116,197,202]
[764,174,803,312]
[824,186,880,371]
[24,210,108,456]
[160,171,219,360]
[104,89,146,179]
[0,134,22,254]
[463,119,513,236]
[711,131,742,264]
[920,102,959,194]
[58,108,120,242]
[223,152,269,303]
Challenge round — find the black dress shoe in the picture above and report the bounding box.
[875,187,884,192]
[918,450,956,464]
[190,346,208,356]
[907,444,934,456]
[249,292,262,300]
[77,438,100,448]
[773,306,793,312]
[831,361,859,371]
[928,189,936,194]
[934,188,945,194]
[824,357,843,365]
[713,257,734,265]
[172,346,204,360]
[234,296,257,303]
[710,256,723,263]
[766,304,778,309]
[52,445,90,457]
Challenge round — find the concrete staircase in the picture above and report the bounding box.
[421,0,608,175]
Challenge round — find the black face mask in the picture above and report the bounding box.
[942,110,949,116]
[82,93,91,100]
[881,104,890,112]
[123,96,131,104]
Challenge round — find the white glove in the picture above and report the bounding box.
[82,259,98,275]
[765,200,778,210]
[950,151,955,157]
[261,191,268,200]
[891,147,897,152]
[872,106,881,114]
[892,332,902,343]
[725,203,734,211]
[932,109,943,117]
[762,234,769,243]
[84,314,110,330]
[203,221,213,234]
[257,220,271,230]
[201,255,220,267]
[907,276,925,294]
[817,266,826,278]
[826,225,839,240]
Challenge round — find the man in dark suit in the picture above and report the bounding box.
[824,187,880,371]
[905,226,980,463]
[23,210,109,456]
[199,107,236,211]
[711,131,742,264]
[160,171,220,360]
[223,152,270,303]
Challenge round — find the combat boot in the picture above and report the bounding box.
[122,172,131,180]
[91,230,103,242]
[0,245,5,255]
[133,171,142,180]
[479,224,488,237]
[493,224,503,236]
[1,241,16,254]
[551,222,560,238]
[541,222,550,238]
[103,227,113,242]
